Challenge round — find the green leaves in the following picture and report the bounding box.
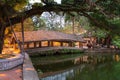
[112,36,120,48]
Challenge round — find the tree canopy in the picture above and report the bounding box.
[0,0,120,53]
[0,0,119,34]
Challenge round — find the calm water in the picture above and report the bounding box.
[31,53,120,80]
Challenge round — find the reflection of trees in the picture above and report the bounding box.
[67,54,120,80]
[67,58,120,80]
[114,54,120,62]
[39,54,120,80]
[74,55,114,65]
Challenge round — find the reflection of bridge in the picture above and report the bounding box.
[40,54,120,80]
[40,53,120,80]
[74,54,120,64]
[74,56,88,64]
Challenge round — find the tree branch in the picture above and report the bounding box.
[1,5,87,27]
[80,11,120,35]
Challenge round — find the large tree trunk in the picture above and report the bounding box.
[0,24,6,54]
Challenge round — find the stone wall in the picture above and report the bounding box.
[0,54,24,70]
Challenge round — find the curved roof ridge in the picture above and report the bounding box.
[14,30,84,42]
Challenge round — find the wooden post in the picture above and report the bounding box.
[48,41,50,47]
[21,17,25,53]
[79,42,82,48]
[60,42,63,47]
[34,42,37,48]
[27,43,29,48]
[51,41,53,47]
[39,41,41,47]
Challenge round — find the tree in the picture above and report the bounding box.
[64,13,89,34]
[0,0,27,53]
[13,18,34,32]
[32,16,46,30]
[112,36,120,48]
[41,12,64,31]
[0,0,120,53]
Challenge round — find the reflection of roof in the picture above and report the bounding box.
[14,30,84,42]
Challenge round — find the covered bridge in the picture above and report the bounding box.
[12,30,85,49]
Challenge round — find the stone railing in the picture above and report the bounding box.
[0,54,24,70]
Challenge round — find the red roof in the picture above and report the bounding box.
[14,30,84,42]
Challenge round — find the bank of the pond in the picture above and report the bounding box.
[26,47,84,56]
[31,52,120,80]
[31,53,84,64]
[23,53,39,80]
[26,47,120,57]
[85,48,120,53]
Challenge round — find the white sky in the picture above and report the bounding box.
[55,0,61,4]
[29,0,41,3]
[29,0,61,4]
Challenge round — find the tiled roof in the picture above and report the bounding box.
[14,30,84,42]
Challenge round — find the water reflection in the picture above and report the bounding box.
[32,54,120,80]
[74,54,114,64]
[114,54,120,62]
[41,69,74,80]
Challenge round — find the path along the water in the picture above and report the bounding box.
[0,65,22,80]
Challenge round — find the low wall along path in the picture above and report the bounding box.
[0,54,24,70]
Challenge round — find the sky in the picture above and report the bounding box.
[55,0,61,4]
[29,0,61,4]
[29,0,64,27]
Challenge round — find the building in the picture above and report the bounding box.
[11,30,85,49]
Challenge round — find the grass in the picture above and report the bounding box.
[30,48,84,57]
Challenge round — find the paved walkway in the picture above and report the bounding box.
[23,53,39,80]
[0,66,22,80]
[0,53,39,80]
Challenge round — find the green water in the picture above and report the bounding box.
[31,53,120,80]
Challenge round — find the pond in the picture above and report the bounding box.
[31,53,120,80]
